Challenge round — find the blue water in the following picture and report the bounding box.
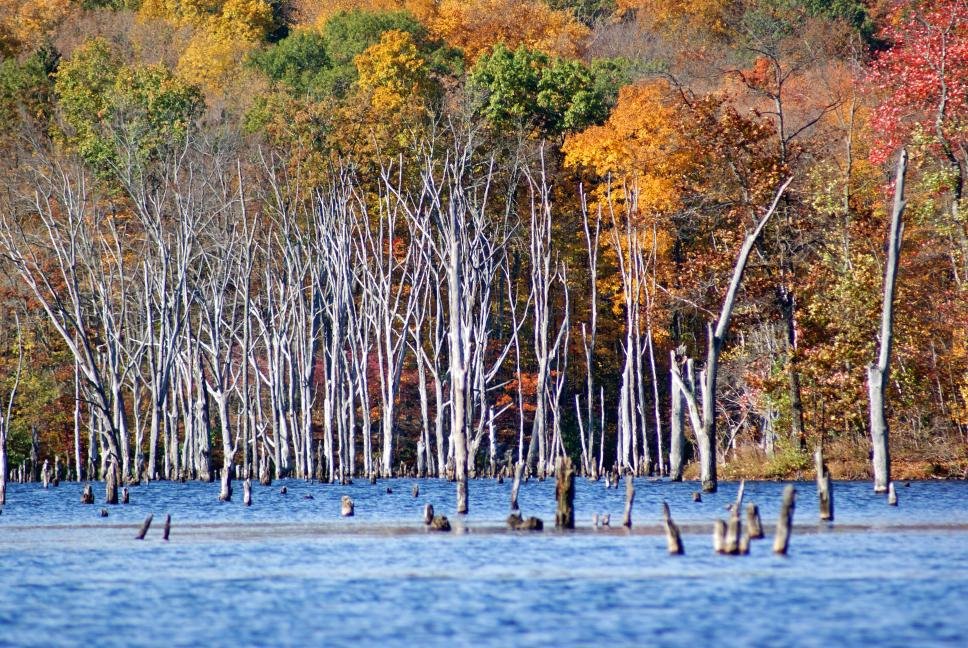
[1,479,966,647]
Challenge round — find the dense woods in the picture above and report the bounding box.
[0,0,965,505]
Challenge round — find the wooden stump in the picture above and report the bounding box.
[508,513,543,530]
[99,508,108,517]
[135,514,153,540]
[601,513,610,526]
[412,484,419,498]
[738,530,751,555]
[423,503,434,525]
[692,491,702,503]
[105,463,118,505]
[662,502,684,555]
[81,484,94,504]
[746,503,764,539]
[279,486,287,495]
[555,456,576,529]
[243,479,252,506]
[429,515,451,531]
[340,495,354,517]
[121,487,129,505]
[713,519,726,554]
[773,484,796,555]
[510,461,524,512]
[815,446,834,521]
[723,480,745,554]
[888,481,898,506]
[621,475,635,528]
[163,514,171,541]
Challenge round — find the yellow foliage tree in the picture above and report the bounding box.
[355,29,429,113]
[617,0,731,38]
[142,0,275,95]
[0,0,74,55]
[297,0,437,28]
[562,81,692,215]
[430,0,589,62]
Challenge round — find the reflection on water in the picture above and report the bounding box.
[1,479,966,646]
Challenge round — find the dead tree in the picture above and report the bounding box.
[815,445,833,521]
[554,455,575,529]
[671,178,792,492]
[868,150,907,493]
[0,315,24,506]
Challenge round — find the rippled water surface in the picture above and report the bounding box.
[1,478,966,647]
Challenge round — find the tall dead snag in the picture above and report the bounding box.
[672,179,792,493]
[868,150,908,494]
[0,315,23,506]
[815,446,833,521]
[773,485,796,555]
[555,456,575,529]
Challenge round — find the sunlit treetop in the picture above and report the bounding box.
[867,0,968,191]
[430,0,590,62]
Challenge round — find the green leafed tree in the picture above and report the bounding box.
[54,38,203,174]
[469,44,628,137]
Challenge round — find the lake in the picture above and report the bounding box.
[1,478,966,647]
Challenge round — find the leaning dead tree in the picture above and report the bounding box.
[672,178,793,492]
[868,150,907,494]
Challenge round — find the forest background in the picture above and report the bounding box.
[0,0,965,495]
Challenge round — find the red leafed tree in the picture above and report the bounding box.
[868,0,968,199]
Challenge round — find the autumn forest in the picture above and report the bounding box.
[0,0,965,506]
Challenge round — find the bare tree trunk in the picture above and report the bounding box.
[868,150,907,494]
[672,179,792,493]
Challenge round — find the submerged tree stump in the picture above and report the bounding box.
[622,476,635,528]
[510,461,524,512]
[713,519,727,554]
[243,479,252,506]
[555,456,576,529]
[340,495,354,517]
[412,484,419,498]
[99,508,108,517]
[507,513,543,530]
[888,481,898,506]
[724,480,745,555]
[135,514,153,540]
[601,513,610,527]
[121,487,129,505]
[746,503,764,539]
[662,502,684,555]
[423,503,434,525]
[773,484,796,555]
[105,463,118,505]
[162,514,171,541]
[429,514,451,531]
[81,484,94,504]
[692,491,702,503]
[815,446,834,521]
[279,486,287,495]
